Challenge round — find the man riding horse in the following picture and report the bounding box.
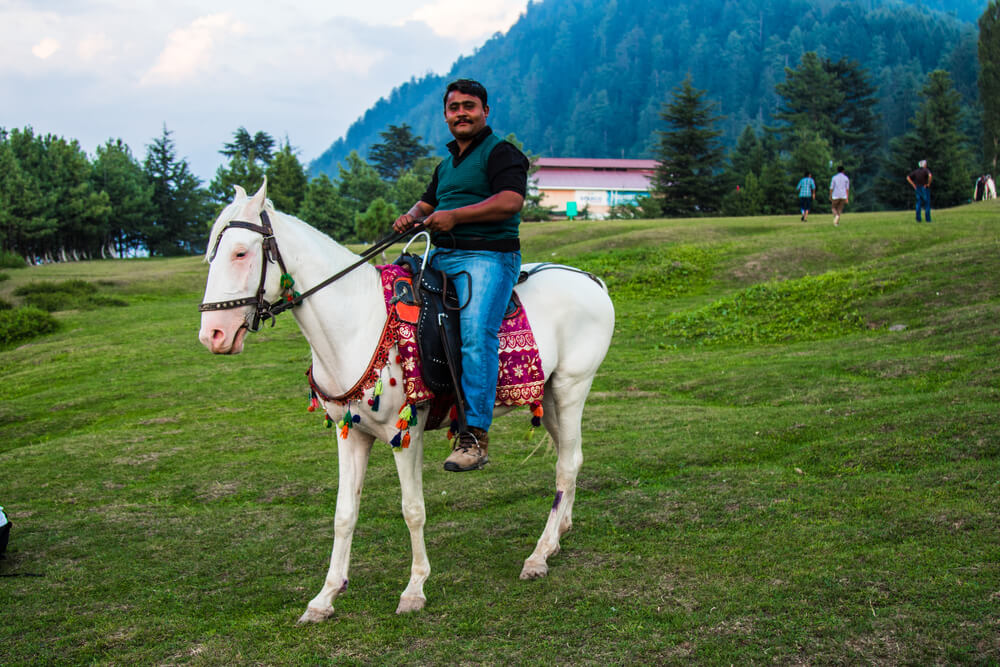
[393,78,529,472]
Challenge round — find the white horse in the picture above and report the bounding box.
[198,181,614,623]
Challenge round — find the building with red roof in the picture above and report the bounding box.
[532,157,658,219]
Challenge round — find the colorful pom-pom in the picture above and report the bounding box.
[390,432,402,448]
[389,377,397,386]
[352,414,361,423]
[324,413,333,428]
[531,415,542,427]
[401,431,411,448]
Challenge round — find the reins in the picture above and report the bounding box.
[199,209,422,331]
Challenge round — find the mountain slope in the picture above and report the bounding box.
[311,0,981,175]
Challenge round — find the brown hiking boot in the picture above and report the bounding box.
[444,427,489,472]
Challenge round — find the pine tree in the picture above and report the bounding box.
[92,139,155,257]
[877,70,974,209]
[367,124,432,181]
[338,151,389,215]
[143,125,211,256]
[653,75,726,216]
[979,0,1000,170]
[221,127,275,165]
[298,174,354,242]
[265,140,308,214]
[773,52,882,208]
[354,197,398,243]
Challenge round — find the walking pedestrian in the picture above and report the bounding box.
[829,166,850,227]
[796,171,816,221]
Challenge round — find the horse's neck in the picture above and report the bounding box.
[272,213,386,397]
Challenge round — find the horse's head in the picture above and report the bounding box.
[198,180,283,354]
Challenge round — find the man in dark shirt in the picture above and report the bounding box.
[393,79,529,472]
[907,159,933,222]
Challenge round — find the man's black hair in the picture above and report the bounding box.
[804,171,811,177]
[444,79,488,108]
[837,165,846,172]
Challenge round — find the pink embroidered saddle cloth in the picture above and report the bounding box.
[378,264,545,413]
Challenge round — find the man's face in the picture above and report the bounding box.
[444,91,489,142]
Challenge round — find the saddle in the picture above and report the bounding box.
[390,252,525,398]
[391,253,464,395]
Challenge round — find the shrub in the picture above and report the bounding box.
[0,251,26,269]
[0,298,12,310]
[0,306,59,347]
[0,272,8,283]
[13,280,127,312]
[15,279,95,297]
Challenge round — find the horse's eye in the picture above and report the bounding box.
[235,251,247,259]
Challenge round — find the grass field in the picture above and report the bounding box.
[1,203,998,664]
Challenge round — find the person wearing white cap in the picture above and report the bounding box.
[907,159,933,222]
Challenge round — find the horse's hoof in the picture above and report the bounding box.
[297,606,335,624]
[520,560,548,579]
[396,595,426,614]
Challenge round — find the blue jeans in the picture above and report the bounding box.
[429,248,521,432]
[915,186,931,222]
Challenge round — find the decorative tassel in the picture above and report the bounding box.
[307,390,319,413]
[401,431,411,448]
[371,378,383,412]
[526,401,544,439]
[530,401,543,427]
[336,406,360,439]
[390,432,402,448]
[280,273,295,289]
[396,404,412,430]
[324,413,333,428]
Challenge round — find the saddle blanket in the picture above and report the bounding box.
[378,264,545,410]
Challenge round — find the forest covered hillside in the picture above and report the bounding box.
[311,0,983,175]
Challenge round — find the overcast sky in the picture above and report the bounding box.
[1,0,532,180]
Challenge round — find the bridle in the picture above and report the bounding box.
[199,209,420,332]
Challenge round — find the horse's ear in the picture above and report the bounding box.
[248,177,268,215]
[232,184,248,201]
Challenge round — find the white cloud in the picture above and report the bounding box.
[77,32,112,62]
[2,1,530,180]
[407,0,525,40]
[32,37,60,59]
[141,13,248,85]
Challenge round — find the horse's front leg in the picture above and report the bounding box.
[393,425,430,613]
[298,427,374,624]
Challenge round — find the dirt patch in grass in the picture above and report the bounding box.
[726,246,839,285]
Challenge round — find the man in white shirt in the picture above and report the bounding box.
[829,165,850,227]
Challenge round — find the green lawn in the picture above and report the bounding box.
[1,203,998,664]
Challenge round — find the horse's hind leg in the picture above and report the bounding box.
[520,377,590,580]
